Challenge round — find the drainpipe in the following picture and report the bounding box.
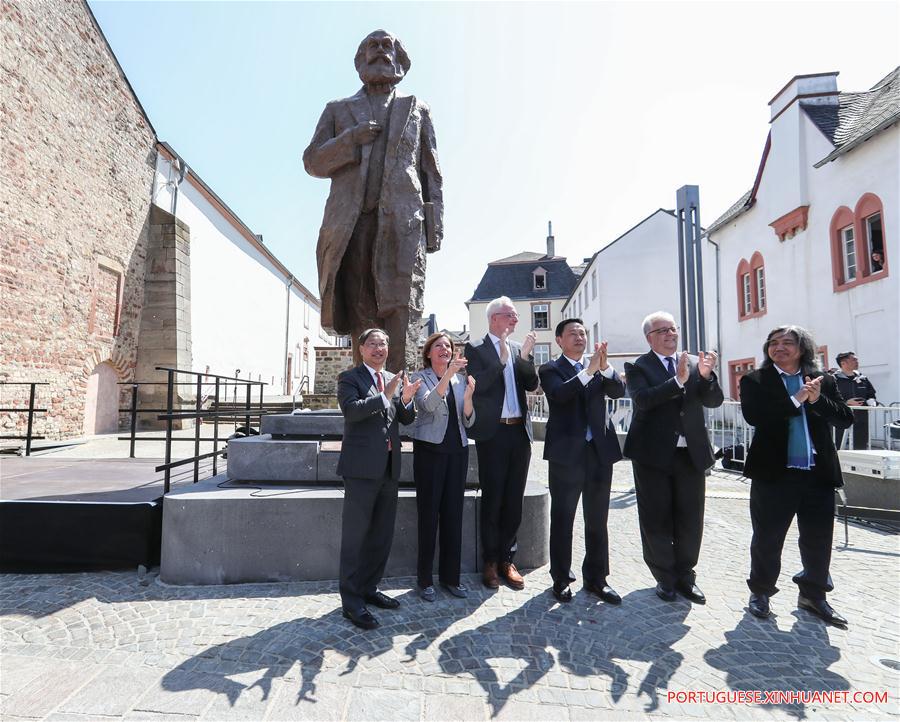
[284,274,293,396]
[171,157,188,218]
[706,235,722,358]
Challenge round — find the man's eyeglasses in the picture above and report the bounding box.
[495,312,519,319]
[648,326,679,336]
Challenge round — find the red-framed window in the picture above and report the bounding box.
[736,251,766,320]
[830,193,888,291]
[728,357,756,399]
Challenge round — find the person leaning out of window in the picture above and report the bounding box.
[403,333,476,602]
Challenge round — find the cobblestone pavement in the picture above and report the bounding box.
[2,464,899,721]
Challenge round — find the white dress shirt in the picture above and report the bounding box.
[652,351,687,447]
[488,332,523,418]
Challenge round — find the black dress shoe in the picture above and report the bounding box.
[364,591,400,609]
[798,595,848,626]
[584,582,622,605]
[342,607,379,630]
[655,583,677,602]
[748,593,770,618]
[552,583,573,603]
[675,581,706,604]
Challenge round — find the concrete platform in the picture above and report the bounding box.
[160,476,549,585]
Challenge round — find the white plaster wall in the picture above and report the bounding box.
[712,116,898,402]
[565,210,719,359]
[153,155,331,394]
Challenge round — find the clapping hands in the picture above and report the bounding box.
[794,376,822,404]
[697,351,718,379]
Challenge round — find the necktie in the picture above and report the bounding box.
[500,342,517,416]
[782,373,811,469]
[376,372,392,451]
[574,361,594,441]
[665,356,676,377]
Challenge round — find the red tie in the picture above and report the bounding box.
[376,372,392,451]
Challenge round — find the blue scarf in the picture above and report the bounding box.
[782,372,814,470]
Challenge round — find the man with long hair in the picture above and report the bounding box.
[740,325,853,626]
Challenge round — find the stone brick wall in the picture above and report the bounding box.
[0,0,157,439]
[314,346,354,397]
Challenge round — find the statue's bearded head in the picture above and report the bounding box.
[355,30,410,86]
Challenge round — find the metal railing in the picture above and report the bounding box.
[118,368,267,493]
[527,396,899,470]
[0,382,48,456]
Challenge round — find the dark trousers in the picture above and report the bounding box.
[548,442,613,587]
[834,409,870,450]
[633,450,705,587]
[475,424,531,564]
[413,443,468,588]
[339,470,398,612]
[748,471,835,600]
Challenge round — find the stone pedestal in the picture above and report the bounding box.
[160,477,549,584]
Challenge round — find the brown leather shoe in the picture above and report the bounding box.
[501,562,525,590]
[482,562,500,589]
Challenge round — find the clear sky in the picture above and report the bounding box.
[88,1,899,331]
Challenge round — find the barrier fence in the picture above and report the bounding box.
[0,382,48,456]
[527,395,900,470]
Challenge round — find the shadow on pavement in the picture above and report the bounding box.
[160,588,487,708]
[436,586,690,716]
[704,611,849,720]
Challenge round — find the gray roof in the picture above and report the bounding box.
[468,255,578,303]
[707,189,753,234]
[708,66,899,235]
[808,66,899,166]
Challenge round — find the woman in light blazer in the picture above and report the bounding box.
[406,332,476,601]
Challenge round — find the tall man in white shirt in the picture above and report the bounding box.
[464,297,539,590]
[539,319,626,604]
[623,311,723,604]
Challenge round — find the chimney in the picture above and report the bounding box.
[766,72,839,226]
[546,220,555,257]
[769,71,838,122]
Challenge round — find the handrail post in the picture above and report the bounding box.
[244,382,251,433]
[212,377,220,476]
[24,383,36,457]
[129,383,138,458]
[193,375,202,483]
[164,370,175,494]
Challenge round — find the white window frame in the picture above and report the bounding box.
[533,343,551,366]
[741,273,752,315]
[755,266,765,310]
[841,226,856,282]
[591,270,597,300]
[865,212,884,273]
[532,303,550,330]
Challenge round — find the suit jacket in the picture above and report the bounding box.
[336,364,416,480]
[303,89,443,332]
[464,335,540,442]
[740,366,852,487]
[539,357,625,466]
[402,367,474,446]
[623,351,724,472]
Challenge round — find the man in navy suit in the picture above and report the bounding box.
[539,319,626,604]
[336,328,419,630]
[624,311,723,604]
[465,296,539,590]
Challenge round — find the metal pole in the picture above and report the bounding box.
[24,383,36,457]
[164,370,174,494]
[245,382,251,434]
[693,202,707,350]
[129,384,138,458]
[193,375,202,483]
[212,377,220,476]
[676,200,688,348]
